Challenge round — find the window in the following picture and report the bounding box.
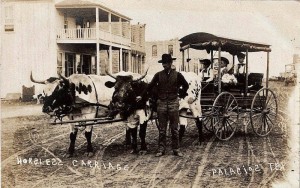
[168,45,173,56]
[152,45,157,57]
[81,55,91,75]
[4,5,14,32]
[57,52,63,74]
[65,53,75,76]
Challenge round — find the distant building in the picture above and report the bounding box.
[145,38,207,75]
[1,0,146,98]
[293,52,300,78]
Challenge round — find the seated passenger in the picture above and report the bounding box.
[213,57,230,86]
[220,57,230,76]
[221,68,237,91]
[199,59,214,83]
[235,52,246,75]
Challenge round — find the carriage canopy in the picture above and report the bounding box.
[179,32,271,54]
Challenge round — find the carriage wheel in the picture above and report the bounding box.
[250,88,278,136]
[212,92,239,141]
[203,110,217,133]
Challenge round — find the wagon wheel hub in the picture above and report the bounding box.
[223,113,230,119]
[262,109,270,114]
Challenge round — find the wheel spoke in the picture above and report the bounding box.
[266,114,275,127]
[268,106,278,112]
[227,105,238,113]
[266,93,274,106]
[225,95,232,110]
[226,119,234,131]
[216,126,222,138]
[227,99,235,111]
[227,118,238,124]
[269,112,277,117]
[263,116,267,134]
[252,113,263,120]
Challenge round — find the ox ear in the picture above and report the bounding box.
[105,81,115,88]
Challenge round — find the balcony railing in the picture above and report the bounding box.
[57,28,96,39]
[57,22,131,40]
[57,26,131,46]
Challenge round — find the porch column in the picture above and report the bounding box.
[120,48,123,71]
[109,45,112,73]
[76,54,81,73]
[128,50,132,72]
[96,8,100,75]
[141,55,145,73]
[108,12,111,33]
[136,54,139,73]
[97,43,100,75]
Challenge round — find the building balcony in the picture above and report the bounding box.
[57,22,131,47]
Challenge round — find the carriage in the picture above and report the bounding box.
[179,32,278,141]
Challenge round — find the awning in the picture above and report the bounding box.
[179,32,271,54]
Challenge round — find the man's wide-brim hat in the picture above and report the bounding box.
[237,52,245,59]
[158,54,176,63]
[199,59,211,66]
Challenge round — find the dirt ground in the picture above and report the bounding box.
[1,81,299,188]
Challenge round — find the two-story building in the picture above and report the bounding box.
[1,0,146,99]
[145,38,207,75]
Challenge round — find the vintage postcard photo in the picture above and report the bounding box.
[1,0,299,187]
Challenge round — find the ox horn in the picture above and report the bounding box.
[105,65,117,79]
[30,71,46,84]
[58,71,68,82]
[133,67,149,82]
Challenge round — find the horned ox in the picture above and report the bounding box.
[104,70,151,154]
[105,71,203,154]
[30,72,114,157]
[178,72,203,143]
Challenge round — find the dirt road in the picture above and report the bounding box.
[1,82,299,188]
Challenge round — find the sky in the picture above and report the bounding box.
[100,0,300,76]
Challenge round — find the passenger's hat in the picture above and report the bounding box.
[158,54,176,63]
[221,57,229,65]
[199,59,211,66]
[237,52,245,59]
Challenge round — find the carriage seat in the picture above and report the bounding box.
[248,73,263,91]
[221,73,263,92]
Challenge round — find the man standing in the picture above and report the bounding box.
[137,54,189,157]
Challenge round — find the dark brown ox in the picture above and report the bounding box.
[104,70,150,154]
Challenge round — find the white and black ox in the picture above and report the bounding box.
[105,70,204,151]
[104,70,151,154]
[30,72,114,157]
[178,72,203,143]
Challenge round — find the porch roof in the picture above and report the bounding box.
[56,0,132,20]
